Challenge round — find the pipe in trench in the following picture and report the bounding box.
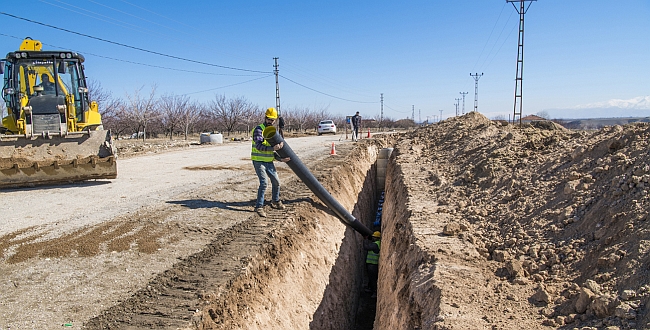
[263,126,373,238]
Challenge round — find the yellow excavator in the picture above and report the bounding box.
[0,38,117,188]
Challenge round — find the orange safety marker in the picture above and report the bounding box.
[330,142,337,155]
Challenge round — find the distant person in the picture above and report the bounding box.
[363,231,381,298]
[251,107,290,217]
[352,111,361,141]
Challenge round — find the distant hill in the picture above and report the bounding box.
[554,117,650,129]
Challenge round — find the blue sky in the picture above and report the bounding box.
[1,0,648,120]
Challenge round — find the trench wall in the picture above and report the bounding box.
[374,147,443,329]
[310,143,381,329]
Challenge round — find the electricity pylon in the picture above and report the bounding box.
[470,73,484,112]
[507,0,537,125]
[460,92,469,114]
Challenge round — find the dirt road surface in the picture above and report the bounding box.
[0,133,352,329]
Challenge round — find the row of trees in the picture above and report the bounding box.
[0,82,417,140]
[89,82,413,140]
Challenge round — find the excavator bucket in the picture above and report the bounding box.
[0,130,117,188]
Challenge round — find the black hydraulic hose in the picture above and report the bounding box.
[263,126,373,238]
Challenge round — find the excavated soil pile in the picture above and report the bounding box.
[377,112,650,329]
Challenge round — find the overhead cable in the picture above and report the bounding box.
[182,74,274,96]
[0,11,272,74]
[0,33,263,77]
[383,104,411,114]
[279,74,377,104]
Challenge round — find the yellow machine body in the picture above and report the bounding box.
[0,38,117,188]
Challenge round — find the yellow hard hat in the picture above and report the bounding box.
[372,231,381,238]
[265,107,278,119]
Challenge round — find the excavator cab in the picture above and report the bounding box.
[0,38,117,188]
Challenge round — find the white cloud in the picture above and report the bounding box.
[573,96,650,110]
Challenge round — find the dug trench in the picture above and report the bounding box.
[82,113,650,329]
[85,137,395,329]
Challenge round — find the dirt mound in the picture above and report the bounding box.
[379,112,650,329]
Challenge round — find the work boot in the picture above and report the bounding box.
[271,200,285,210]
[255,207,267,217]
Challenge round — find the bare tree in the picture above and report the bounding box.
[180,101,203,140]
[290,106,312,132]
[124,85,159,141]
[208,94,256,136]
[87,79,112,112]
[87,78,125,135]
[242,104,260,135]
[536,110,551,120]
[159,94,189,140]
[100,98,131,139]
[312,106,330,130]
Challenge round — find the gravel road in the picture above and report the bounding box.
[1,134,343,236]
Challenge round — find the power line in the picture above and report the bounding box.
[279,74,377,104]
[87,0,188,35]
[117,0,201,33]
[1,11,374,103]
[0,33,265,77]
[41,0,267,67]
[477,10,515,73]
[280,62,377,99]
[182,74,274,96]
[471,2,509,73]
[39,0,163,37]
[0,11,271,74]
[383,104,410,114]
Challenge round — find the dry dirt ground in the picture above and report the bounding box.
[376,113,650,330]
[1,115,650,330]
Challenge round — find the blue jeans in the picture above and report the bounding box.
[253,160,280,208]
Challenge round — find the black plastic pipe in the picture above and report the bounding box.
[263,126,373,237]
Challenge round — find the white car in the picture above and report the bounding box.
[317,120,337,135]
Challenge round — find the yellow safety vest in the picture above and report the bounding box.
[251,124,274,162]
[366,240,380,265]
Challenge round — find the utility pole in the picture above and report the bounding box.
[439,110,443,122]
[412,105,415,122]
[460,92,469,114]
[273,57,281,116]
[470,73,484,112]
[418,109,421,124]
[455,98,461,116]
[380,93,384,131]
[507,0,537,125]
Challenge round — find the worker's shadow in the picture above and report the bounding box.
[167,199,253,212]
[167,197,311,213]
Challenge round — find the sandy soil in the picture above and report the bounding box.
[0,133,358,329]
[376,113,650,330]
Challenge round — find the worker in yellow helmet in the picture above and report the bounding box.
[363,231,381,298]
[251,107,290,217]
